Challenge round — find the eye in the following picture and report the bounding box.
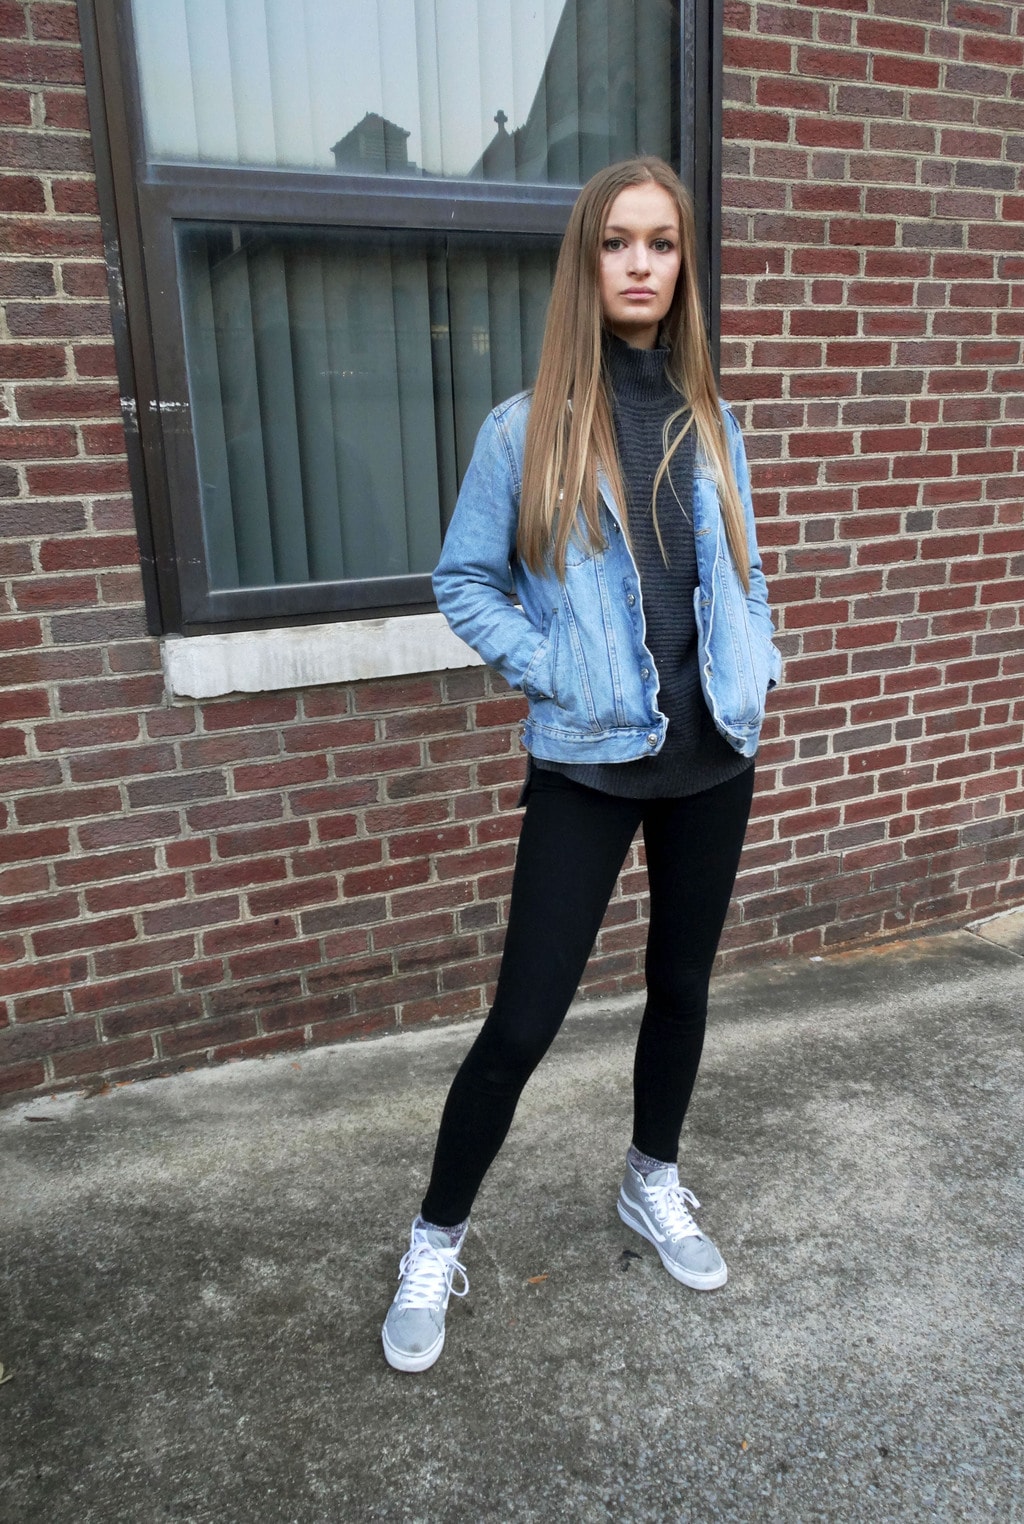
[652,239,676,253]
[603,237,625,251]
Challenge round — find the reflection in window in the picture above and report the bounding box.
[134,0,676,184]
[178,226,557,591]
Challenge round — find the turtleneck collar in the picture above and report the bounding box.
[602,328,676,407]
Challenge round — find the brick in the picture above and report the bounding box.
[33,713,139,754]
[725,35,794,70]
[0,128,92,179]
[50,1035,156,1081]
[232,754,328,793]
[722,108,792,142]
[746,145,810,179]
[39,87,88,129]
[186,795,283,833]
[314,814,369,845]
[32,912,136,958]
[142,895,240,937]
[963,31,1023,64]
[0,1060,45,1095]
[0,172,45,212]
[60,260,109,297]
[753,3,814,38]
[341,859,431,897]
[227,942,321,985]
[179,732,279,769]
[290,781,378,816]
[51,176,98,214]
[797,46,869,80]
[126,771,226,809]
[10,988,70,1024]
[55,676,163,717]
[756,77,829,111]
[246,879,336,918]
[82,422,127,455]
[201,694,299,731]
[0,2,26,37]
[53,846,157,889]
[32,5,83,43]
[794,116,865,149]
[77,810,180,851]
[386,764,473,801]
[6,299,111,340]
[0,216,101,257]
[0,42,84,85]
[84,873,188,915]
[145,707,196,740]
[15,783,120,826]
[215,821,310,858]
[0,421,78,458]
[0,819,70,865]
[73,341,117,376]
[213,1030,308,1063]
[0,84,31,125]
[858,16,928,51]
[0,1012,97,1062]
[282,717,378,753]
[352,676,444,713]
[0,342,67,381]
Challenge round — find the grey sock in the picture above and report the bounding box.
[415,1213,467,1249]
[627,1143,674,1179]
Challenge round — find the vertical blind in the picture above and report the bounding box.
[179,227,558,590]
[134,0,676,183]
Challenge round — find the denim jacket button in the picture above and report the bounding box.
[641,667,650,680]
[627,593,636,606]
[646,733,657,746]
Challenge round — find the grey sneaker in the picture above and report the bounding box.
[381,1219,469,1372]
[617,1162,728,1290]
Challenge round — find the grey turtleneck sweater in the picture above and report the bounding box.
[533,333,753,799]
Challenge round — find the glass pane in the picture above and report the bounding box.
[133,0,677,185]
[177,224,558,591]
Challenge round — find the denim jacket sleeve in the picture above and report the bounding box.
[726,406,783,692]
[432,400,546,692]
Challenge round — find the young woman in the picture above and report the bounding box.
[382,157,781,1373]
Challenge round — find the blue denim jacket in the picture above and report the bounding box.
[433,392,782,763]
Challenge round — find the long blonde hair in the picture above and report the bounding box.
[518,157,750,591]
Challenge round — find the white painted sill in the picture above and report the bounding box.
[161,612,482,700]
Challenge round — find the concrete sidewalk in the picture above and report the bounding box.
[1,917,1022,1523]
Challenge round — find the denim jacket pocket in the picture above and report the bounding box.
[521,615,557,700]
[693,584,765,757]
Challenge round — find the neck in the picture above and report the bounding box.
[603,329,675,406]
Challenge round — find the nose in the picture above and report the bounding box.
[627,242,650,277]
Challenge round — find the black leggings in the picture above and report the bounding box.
[420,764,755,1226]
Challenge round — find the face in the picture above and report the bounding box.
[598,181,682,350]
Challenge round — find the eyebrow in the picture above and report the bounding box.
[603,223,678,235]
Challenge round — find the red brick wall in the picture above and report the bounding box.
[2,0,1022,1102]
[718,0,1024,957]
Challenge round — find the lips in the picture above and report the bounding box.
[622,287,655,297]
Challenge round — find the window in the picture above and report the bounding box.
[81,0,721,640]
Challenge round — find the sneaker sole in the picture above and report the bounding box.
[617,1194,728,1291]
[381,1325,445,1373]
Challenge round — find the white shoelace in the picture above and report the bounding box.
[645,1180,703,1242]
[394,1237,470,1311]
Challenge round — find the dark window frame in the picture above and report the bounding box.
[77,0,723,638]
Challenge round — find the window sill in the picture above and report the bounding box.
[161,612,482,700]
